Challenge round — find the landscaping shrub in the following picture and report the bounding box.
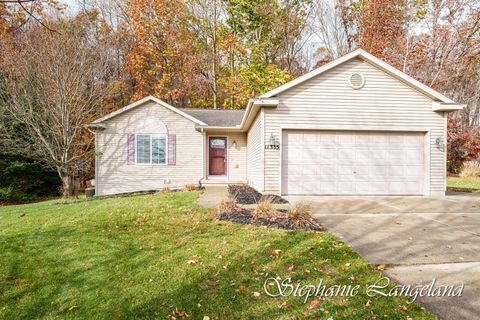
[460,161,480,178]
[217,198,240,213]
[288,202,312,226]
[0,186,31,203]
[158,187,171,194]
[253,198,276,219]
[184,183,196,191]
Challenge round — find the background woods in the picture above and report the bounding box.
[0,0,479,199]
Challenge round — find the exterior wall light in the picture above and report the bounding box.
[435,136,444,151]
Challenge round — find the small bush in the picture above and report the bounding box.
[288,202,312,226]
[217,198,239,213]
[459,161,480,178]
[184,183,196,191]
[0,186,35,203]
[158,187,171,194]
[253,198,276,219]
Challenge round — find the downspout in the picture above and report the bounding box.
[199,128,206,187]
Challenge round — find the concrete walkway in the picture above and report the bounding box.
[197,186,228,208]
[297,193,480,320]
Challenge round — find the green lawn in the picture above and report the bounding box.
[0,192,434,319]
[447,176,480,193]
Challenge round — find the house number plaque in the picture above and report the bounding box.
[265,144,280,150]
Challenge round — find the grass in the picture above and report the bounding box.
[0,192,434,319]
[447,176,480,193]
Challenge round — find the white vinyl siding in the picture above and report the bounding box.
[95,101,203,196]
[247,111,264,191]
[263,58,445,196]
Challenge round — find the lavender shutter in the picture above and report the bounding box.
[127,134,135,164]
[168,134,176,165]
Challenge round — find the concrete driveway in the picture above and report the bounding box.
[287,193,480,320]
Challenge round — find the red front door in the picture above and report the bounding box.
[209,137,227,176]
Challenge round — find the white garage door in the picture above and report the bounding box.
[282,131,426,195]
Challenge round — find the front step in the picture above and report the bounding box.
[200,179,246,186]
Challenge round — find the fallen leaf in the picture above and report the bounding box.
[187,258,199,265]
[394,220,402,224]
[253,291,261,297]
[376,264,386,271]
[278,300,288,309]
[366,299,371,306]
[271,249,281,256]
[310,300,319,309]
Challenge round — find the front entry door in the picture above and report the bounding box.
[209,137,227,176]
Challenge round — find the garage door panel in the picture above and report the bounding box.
[405,149,423,161]
[337,133,355,145]
[406,135,424,145]
[319,133,337,145]
[388,165,404,177]
[301,149,318,163]
[370,166,389,177]
[406,165,423,177]
[282,130,425,195]
[370,181,389,193]
[338,148,355,160]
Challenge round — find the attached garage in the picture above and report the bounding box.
[282,130,427,196]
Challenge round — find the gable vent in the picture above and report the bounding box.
[349,73,365,89]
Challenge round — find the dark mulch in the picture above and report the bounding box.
[228,184,289,204]
[217,209,324,232]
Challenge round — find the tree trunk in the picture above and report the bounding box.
[61,175,75,198]
[212,0,218,109]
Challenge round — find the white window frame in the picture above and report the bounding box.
[135,133,168,165]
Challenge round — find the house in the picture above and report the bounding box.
[89,49,463,197]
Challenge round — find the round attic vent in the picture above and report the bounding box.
[349,73,365,89]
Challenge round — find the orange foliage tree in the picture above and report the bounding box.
[124,0,202,105]
[354,0,409,63]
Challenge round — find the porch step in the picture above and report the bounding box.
[200,179,246,186]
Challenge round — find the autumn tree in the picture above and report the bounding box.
[124,0,203,105]
[447,115,480,173]
[0,12,111,197]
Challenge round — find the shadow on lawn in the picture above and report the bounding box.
[124,232,334,319]
[1,225,336,318]
[0,204,430,319]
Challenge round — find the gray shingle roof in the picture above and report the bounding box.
[177,108,245,127]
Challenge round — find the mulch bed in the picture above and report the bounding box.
[217,209,324,232]
[228,184,289,204]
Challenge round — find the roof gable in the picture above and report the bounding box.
[260,49,454,103]
[91,96,207,126]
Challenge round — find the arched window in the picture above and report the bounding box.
[135,118,168,134]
